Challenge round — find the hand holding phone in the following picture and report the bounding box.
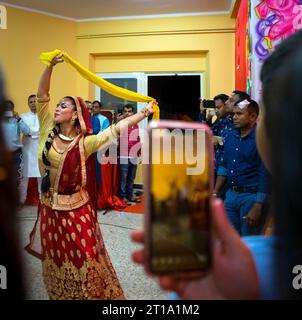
[199,98,205,112]
[133,196,260,299]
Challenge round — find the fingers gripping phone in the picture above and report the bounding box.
[144,120,213,277]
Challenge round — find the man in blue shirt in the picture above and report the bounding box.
[210,94,232,171]
[212,91,251,201]
[214,99,269,236]
[92,100,110,131]
[85,100,100,134]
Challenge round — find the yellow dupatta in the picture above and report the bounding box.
[40,49,160,119]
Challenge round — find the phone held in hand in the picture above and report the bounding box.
[144,120,214,278]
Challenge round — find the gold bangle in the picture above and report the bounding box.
[140,107,151,117]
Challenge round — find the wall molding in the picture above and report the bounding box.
[77,11,231,22]
[0,2,231,22]
[77,28,235,40]
[0,1,75,21]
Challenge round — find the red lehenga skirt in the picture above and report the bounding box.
[26,201,125,300]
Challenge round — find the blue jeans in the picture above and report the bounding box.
[224,189,264,236]
[118,158,138,199]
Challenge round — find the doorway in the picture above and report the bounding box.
[147,73,203,121]
[95,72,203,125]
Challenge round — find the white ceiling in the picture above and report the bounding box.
[1,0,232,21]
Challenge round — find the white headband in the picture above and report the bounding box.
[237,99,250,110]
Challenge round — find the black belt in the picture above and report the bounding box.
[231,186,258,193]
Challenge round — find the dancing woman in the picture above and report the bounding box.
[26,54,155,299]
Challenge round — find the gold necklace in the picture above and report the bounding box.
[58,133,75,142]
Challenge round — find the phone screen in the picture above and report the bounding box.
[149,127,211,274]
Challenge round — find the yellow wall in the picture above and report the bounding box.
[76,14,235,101]
[0,9,235,111]
[0,8,235,185]
[0,7,76,114]
[76,15,235,184]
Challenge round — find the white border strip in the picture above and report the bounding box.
[77,11,230,22]
[0,1,76,21]
[0,2,230,22]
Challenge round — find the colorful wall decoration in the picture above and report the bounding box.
[236,0,302,100]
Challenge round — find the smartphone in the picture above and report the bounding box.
[144,120,213,277]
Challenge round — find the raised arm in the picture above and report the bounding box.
[37,54,63,154]
[115,100,155,136]
[37,54,63,99]
[84,101,156,158]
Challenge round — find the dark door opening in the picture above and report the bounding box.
[148,75,201,121]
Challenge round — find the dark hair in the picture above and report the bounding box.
[261,30,302,299]
[4,100,14,111]
[27,94,36,102]
[232,90,250,101]
[0,69,24,299]
[213,94,229,102]
[123,104,134,112]
[41,96,78,193]
[92,100,102,108]
[41,126,59,193]
[85,100,92,104]
[234,99,259,116]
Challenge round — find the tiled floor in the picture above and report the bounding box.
[17,206,169,300]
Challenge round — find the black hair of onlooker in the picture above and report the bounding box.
[232,90,250,101]
[213,94,229,102]
[4,100,14,111]
[27,94,36,102]
[123,104,135,112]
[92,100,102,108]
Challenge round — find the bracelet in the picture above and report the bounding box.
[140,107,151,118]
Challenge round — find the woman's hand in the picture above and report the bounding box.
[146,100,156,115]
[50,54,64,67]
[38,54,63,99]
[131,198,260,300]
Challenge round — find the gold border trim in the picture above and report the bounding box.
[44,135,90,210]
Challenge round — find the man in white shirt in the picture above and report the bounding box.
[19,94,41,204]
